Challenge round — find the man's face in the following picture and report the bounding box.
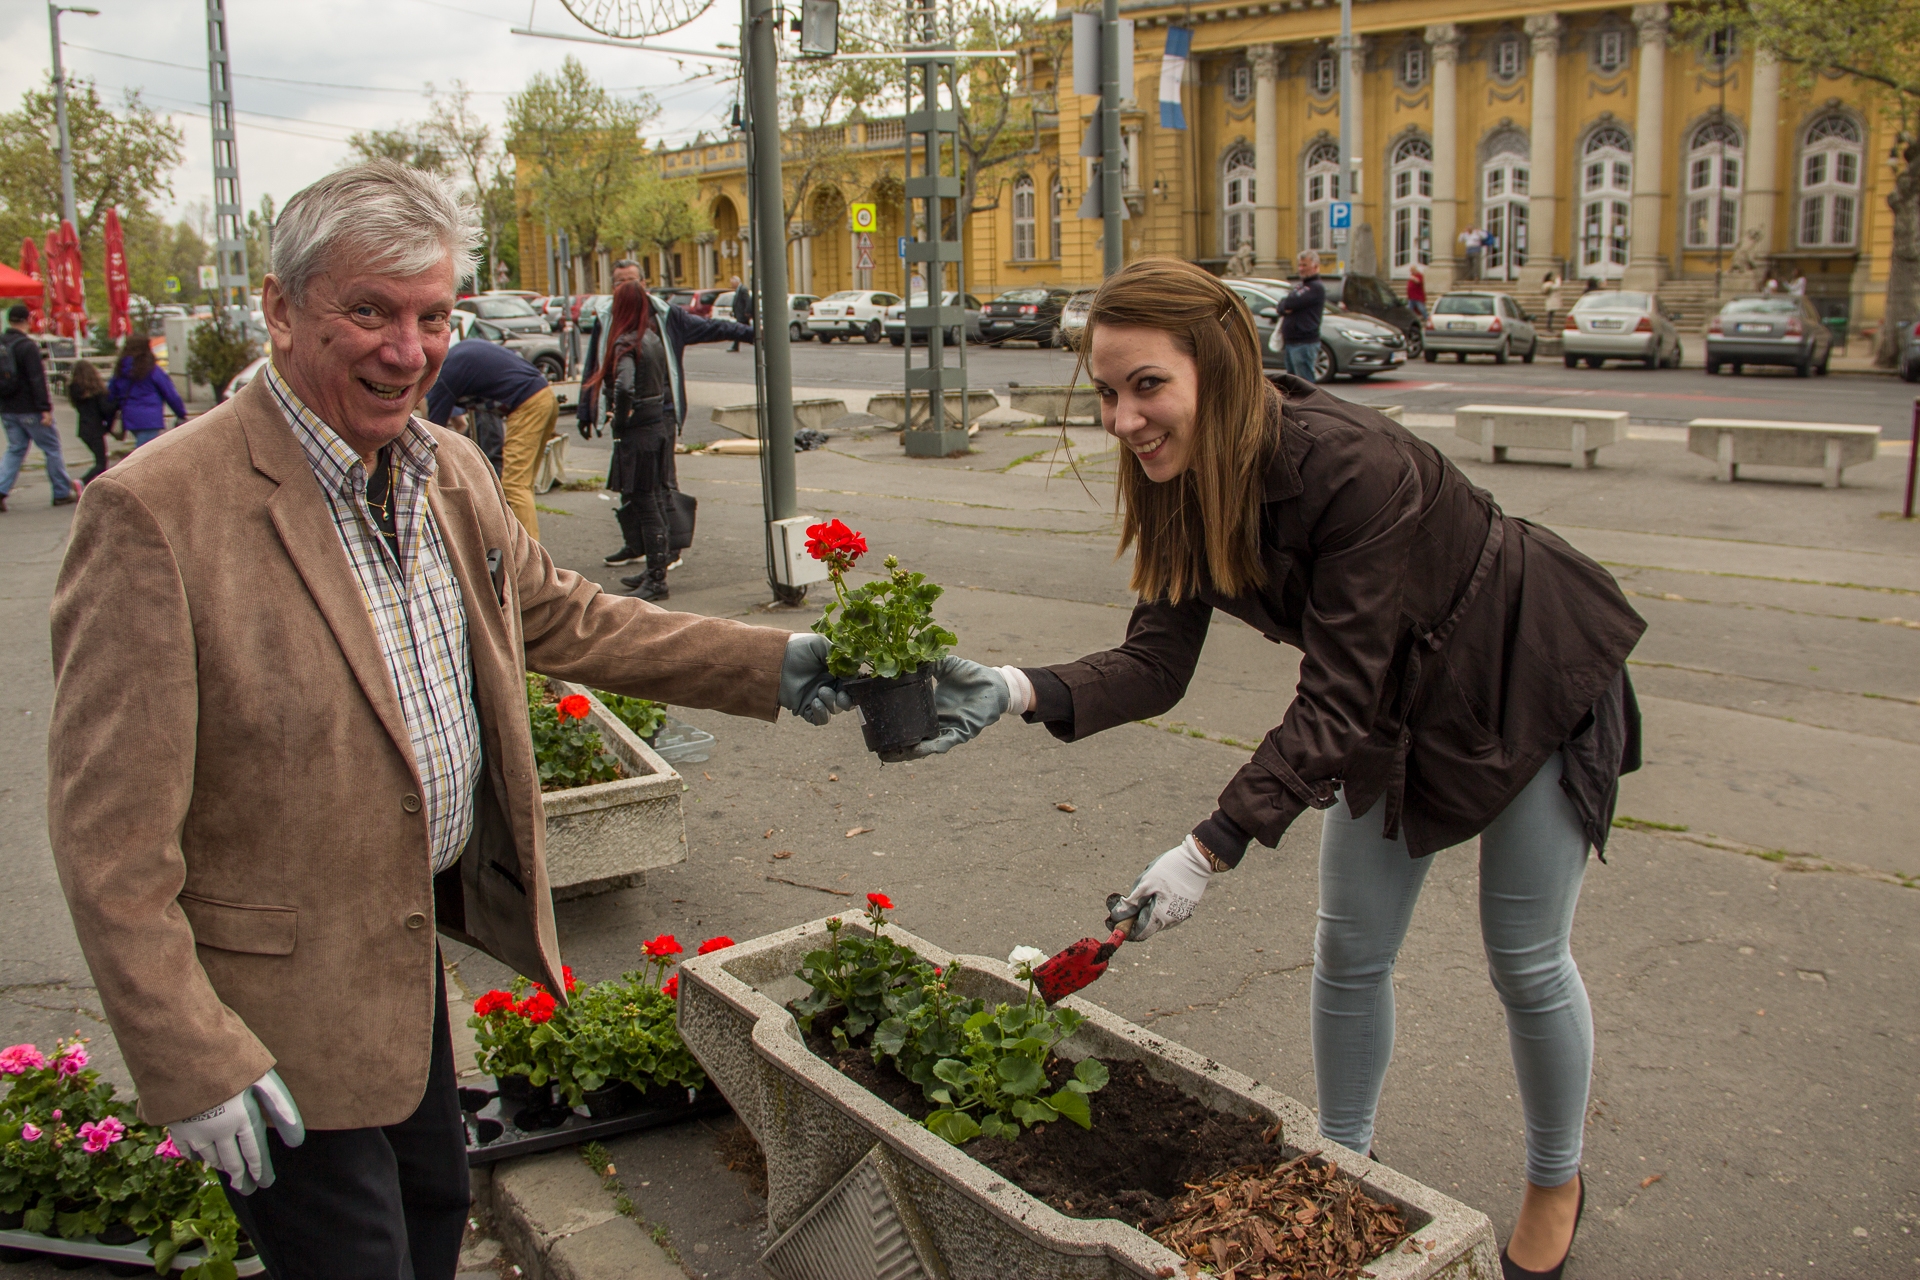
[613,264,641,288]
[262,253,455,461]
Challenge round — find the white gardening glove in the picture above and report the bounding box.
[168,1069,305,1196]
[1106,836,1213,941]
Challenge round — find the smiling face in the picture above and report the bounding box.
[1089,324,1200,483]
[261,252,456,463]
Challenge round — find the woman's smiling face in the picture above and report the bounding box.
[1089,324,1199,482]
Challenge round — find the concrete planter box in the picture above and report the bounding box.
[710,397,850,438]
[1009,384,1099,425]
[866,388,1001,428]
[680,918,1498,1280]
[539,681,687,900]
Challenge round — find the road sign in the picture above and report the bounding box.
[163,275,180,295]
[849,202,877,233]
[898,236,907,260]
[856,245,875,270]
[198,265,218,289]
[1332,227,1349,246]
[1328,201,1352,230]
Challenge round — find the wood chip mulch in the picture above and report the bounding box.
[1148,1154,1412,1279]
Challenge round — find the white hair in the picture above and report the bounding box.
[271,159,480,305]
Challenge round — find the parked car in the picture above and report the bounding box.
[1225,279,1409,382]
[1900,316,1920,383]
[659,288,698,310]
[980,286,1076,347]
[787,293,819,342]
[884,291,983,346]
[226,354,269,397]
[1421,291,1539,364]
[1705,295,1833,377]
[807,290,900,342]
[688,288,729,318]
[1561,290,1684,369]
[1244,272,1424,358]
[456,294,550,339]
[451,310,568,382]
[1057,289,1096,348]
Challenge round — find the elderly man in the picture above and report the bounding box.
[46,160,842,1280]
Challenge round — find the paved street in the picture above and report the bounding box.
[2,344,1916,1278]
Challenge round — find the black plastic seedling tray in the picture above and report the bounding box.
[461,1083,730,1166]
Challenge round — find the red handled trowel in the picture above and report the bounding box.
[1031,920,1133,1005]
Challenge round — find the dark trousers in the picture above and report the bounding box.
[223,963,469,1280]
[613,417,677,570]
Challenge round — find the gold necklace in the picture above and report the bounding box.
[364,454,393,522]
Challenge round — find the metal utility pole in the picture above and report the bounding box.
[900,0,969,458]
[47,3,98,232]
[1100,0,1123,277]
[205,0,251,315]
[1336,0,1354,259]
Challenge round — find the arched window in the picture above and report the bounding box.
[1799,115,1861,248]
[1579,126,1633,278]
[1012,176,1036,261]
[1390,136,1432,276]
[1048,175,1062,259]
[1481,134,1530,280]
[1303,141,1341,252]
[1686,120,1743,249]
[1222,146,1256,256]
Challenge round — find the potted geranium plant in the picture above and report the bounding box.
[805,519,956,760]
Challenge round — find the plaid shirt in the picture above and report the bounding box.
[268,364,481,873]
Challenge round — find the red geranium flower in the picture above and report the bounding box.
[642,934,683,959]
[804,519,868,572]
[661,975,680,999]
[866,892,894,911]
[697,936,735,955]
[517,991,557,1023]
[562,965,579,994]
[472,990,514,1017]
[556,694,592,722]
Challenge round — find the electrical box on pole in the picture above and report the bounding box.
[204,1,251,317]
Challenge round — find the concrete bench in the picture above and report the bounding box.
[865,388,1000,428]
[1686,418,1881,488]
[708,397,848,437]
[1453,404,1629,469]
[1008,384,1099,425]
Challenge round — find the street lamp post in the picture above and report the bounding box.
[47,3,100,232]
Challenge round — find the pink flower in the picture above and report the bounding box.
[0,1044,46,1075]
[78,1117,124,1153]
[19,1123,42,1142]
[51,1110,62,1120]
[155,1136,184,1160]
[55,1045,88,1078]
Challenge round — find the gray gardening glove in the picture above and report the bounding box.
[168,1069,305,1196]
[909,656,1022,758]
[779,633,851,725]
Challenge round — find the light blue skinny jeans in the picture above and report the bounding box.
[1312,752,1592,1187]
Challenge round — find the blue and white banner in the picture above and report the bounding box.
[1159,27,1191,130]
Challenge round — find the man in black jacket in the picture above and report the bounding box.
[727,275,751,352]
[0,304,76,511]
[1278,252,1325,384]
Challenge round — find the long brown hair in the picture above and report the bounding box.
[67,357,105,402]
[1081,258,1277,604]
[583,283,653,392]
[117,334,155,381]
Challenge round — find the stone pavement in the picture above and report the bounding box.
[2,385,1916,1278]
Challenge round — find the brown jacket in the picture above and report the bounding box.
[47,375,789,1128]
[1028,378,1645,860]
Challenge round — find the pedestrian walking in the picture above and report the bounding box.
[1278,250,1326,383]
[1541,272,1563,329]
[423,328,559,541]
[46,159,849,1280]
[107,334,187,448]
[900,258,1644,1280]
[727,275,751,352]
[68,357,118,485]
[1789,273,1807,297]
[1461,227,1486,280]
[0,302,75,511]
[590,283,679,600]
[1405,262,1427,323]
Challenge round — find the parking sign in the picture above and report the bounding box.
[1328,201,1352,230]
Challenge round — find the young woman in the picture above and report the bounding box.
[107,334,186,447]
[66,358,118,485]
[587,283,677,601]
[920,258,1644,1280]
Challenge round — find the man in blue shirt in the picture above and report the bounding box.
[1279,251,1326,383]
[424,336,556,538]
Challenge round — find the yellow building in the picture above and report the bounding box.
[521,1,1900,334]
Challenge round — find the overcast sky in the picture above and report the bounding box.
[0,0,745,226]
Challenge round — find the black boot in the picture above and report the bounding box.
[627,565,669,601]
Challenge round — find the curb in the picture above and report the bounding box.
[483,1151,687,1280]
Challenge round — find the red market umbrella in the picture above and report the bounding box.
[46,220,86,340]
[103,208,131,340]
[0,263,44,297]
[17,240,44,329]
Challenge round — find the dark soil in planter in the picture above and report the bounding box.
[804,1024,1286,1228]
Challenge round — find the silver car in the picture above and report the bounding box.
[1705,296,1833,377]
[883,291,983,346]
[1421,291,1539,364]
[1561,290,1683,369]
[1228,280,1408,381]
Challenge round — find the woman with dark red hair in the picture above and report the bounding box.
[586,283,678,600]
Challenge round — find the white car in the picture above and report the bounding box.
[807,290,900,343]
[883,291,983,347]
[787,293,819,342]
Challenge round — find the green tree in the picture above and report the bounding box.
[610,168,709,286]
[507,57,659,265]
[422,83,516,291]
[1675,0,1920,366]
[345,127,450,175]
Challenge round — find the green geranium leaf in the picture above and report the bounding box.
[996,1056,1044,1097]
[1073,1057,1109,1091]
[926,1109,981,1146]
[1047,1088,1093,1129]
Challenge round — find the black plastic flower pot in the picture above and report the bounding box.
[581,1080,644,1120]
[842,666,938,761]
[495,1074,550,1111]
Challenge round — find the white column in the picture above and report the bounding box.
[1625,3,1670,290]
[1742,49,1781,286]
[1425,24,1462,291]
[1251,44,1281,272]
[1524,14,1563,282]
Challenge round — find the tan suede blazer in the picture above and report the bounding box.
[46,375,788,1129]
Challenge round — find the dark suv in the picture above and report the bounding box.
[1321,273,1424,358]
[981,287,1077,347]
